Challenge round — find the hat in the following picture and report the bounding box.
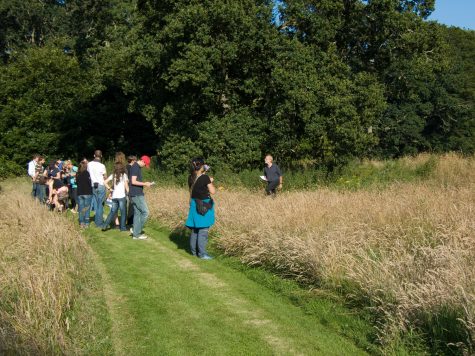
[140,155,151,168]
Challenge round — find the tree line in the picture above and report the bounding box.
[0,0,474,176]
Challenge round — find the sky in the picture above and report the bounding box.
[428,0,475,30]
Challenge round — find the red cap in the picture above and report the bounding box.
[140,155,151,168]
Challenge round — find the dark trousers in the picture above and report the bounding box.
[265,180,279,195]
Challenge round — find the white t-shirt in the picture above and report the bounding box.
[28,160,36,177]
[108,173,128,199]
[87,160,106,185]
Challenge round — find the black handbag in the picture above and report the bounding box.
[195,198,214,216]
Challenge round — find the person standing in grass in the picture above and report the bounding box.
[102,163,129,232]
[64,160,78,213]
[28,154,40,199]
[264,154,283,197]
[76,160,93,228]
[186,158,216,260]
[33,155,47,203]
[126,155,135,227]
[88,150,107,227]
[129,156,153,240]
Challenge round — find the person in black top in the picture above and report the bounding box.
[264,154,283,197]
[128,156,153,240]
[76,160,93,228]
[185,158,216,260]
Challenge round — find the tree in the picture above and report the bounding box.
[0,45,102,166]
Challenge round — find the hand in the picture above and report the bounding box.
[145,182,153,187]
[278,184,283,190]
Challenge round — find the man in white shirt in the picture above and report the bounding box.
[28,154,40,198]
[87,150,107,227]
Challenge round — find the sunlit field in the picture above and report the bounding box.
[0,180,109,354]
[148,153,475,351]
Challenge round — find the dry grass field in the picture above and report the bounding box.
[148,153,475,351]
[0,180,99,353]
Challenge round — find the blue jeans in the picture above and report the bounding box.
[131,195,149,237]
[78,195,92,226]
[92,185,106,226]
[103,197,127,230]
[190,228,209,257]
[32,183,46,203]
[32,182,45,202]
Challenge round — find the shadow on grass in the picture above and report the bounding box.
[168,226,190,253]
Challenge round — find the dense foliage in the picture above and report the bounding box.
[0,0,473,175]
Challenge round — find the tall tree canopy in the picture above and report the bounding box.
[0,0,473,175]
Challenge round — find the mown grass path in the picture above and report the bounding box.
[85,224,368,355]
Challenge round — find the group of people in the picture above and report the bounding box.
[28,151,153,240]
[28,152,283,259]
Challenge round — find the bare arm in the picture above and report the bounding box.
[104,175,112,191]
[208,177,216,195]
[131,176,151,187]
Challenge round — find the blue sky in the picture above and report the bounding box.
[428,0,475,30]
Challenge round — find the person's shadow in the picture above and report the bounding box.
[168,226,190,252]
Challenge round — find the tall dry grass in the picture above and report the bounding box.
[147,153,475,351]
[0,179,92,353]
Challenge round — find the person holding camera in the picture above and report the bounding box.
[186,158,216,260]
[87,150,107,227]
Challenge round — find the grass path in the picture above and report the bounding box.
[85,223,370,355]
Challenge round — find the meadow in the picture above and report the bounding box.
[1,153,473,354]
[147,153,475,353]
[0,180,112,354]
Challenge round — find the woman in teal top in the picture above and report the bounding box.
[185,158,216,260]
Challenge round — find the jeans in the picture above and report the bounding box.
[92,185,106,226]
[103,197,127,230]
[32,182,44,202]
[91,195,96,212]
[32,183,46,203]
[78,195,92,226]
[131,195,149,237]
[190,228,209,257]
[126,196,134,226]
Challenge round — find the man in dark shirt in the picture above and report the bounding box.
[264,154,283,197]
[128,156,153,240]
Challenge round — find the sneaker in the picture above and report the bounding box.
[199,255,213,260]
[133,234,148,240]
[130,227,145,234]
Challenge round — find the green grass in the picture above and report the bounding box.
[83,222,377,355]
[66,260,114,355]
[104,154,438,192]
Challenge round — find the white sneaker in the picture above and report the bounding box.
[133,234,148,240]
